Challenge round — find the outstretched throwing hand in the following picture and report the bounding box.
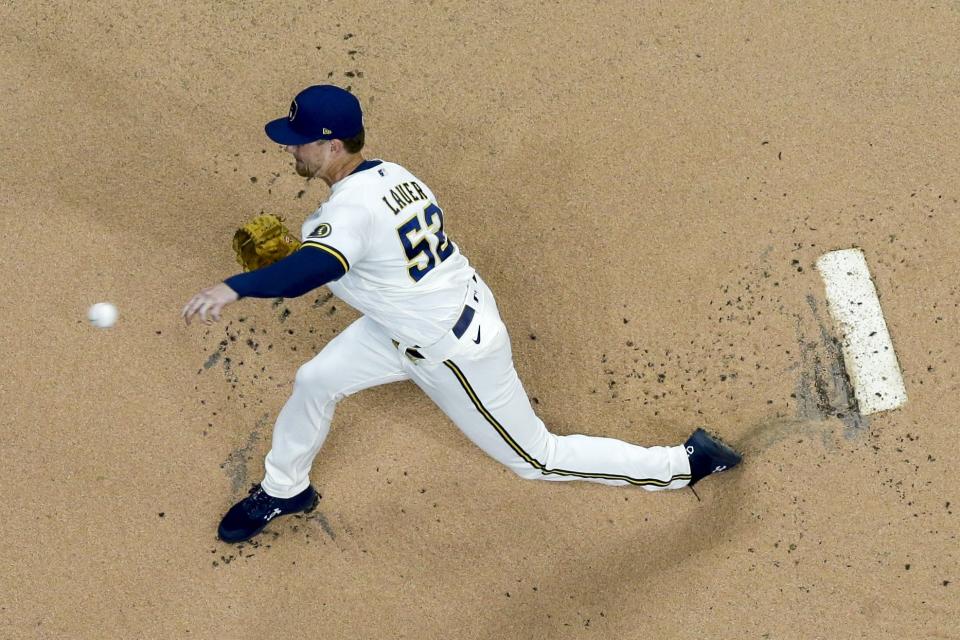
[182,283,239,326]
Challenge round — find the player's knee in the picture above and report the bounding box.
[508,463,547,481]
[293,360,342,399]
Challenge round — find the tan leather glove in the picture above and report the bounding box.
[232,214,301,272]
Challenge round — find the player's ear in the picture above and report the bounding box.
[328,138,344,154]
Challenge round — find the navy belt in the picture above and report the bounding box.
[451,304,476,339]
[406,277,478,360]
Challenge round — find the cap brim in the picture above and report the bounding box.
[264,117,322,145]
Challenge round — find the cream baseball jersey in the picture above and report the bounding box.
[299,160,476,346]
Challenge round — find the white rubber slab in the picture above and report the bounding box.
[815,249,907,415]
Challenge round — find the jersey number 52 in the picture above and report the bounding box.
[396,203,454,282]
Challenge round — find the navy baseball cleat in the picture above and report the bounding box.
[684,428,743,486]
[218,483,319,543]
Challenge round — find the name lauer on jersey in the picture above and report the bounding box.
[381,180,429,215]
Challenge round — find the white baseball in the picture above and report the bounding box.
[88,302,119,329]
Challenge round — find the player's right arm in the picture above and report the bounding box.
[223,203,370,299]
[223,246,346,299]
[182,246,344,326]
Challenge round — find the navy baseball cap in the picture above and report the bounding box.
[264,85,363,145]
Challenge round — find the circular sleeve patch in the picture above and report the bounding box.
[308,223,332,239]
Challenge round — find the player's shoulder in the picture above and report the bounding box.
[379,161,430,188]
[301,199,371,244]
[362,160,436,200]
[338,160,432,208]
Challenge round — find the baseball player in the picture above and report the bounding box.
[182,85,742,544]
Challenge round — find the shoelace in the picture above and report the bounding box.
[244,485,278,514]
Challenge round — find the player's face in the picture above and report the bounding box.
[287,140,331,179]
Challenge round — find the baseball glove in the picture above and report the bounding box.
[232,213,301,271]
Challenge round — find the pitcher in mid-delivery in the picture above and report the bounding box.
[181,84,742,543]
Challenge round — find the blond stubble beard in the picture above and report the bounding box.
[295,159,312,178]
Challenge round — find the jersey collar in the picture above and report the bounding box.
[349,159,383,176]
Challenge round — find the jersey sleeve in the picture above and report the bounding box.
[301,204,371,274]
[223,247,346,299]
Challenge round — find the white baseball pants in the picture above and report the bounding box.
[260,278,692,498]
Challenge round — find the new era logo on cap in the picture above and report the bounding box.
[266,84,363,146]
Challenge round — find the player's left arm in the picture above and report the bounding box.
[181,248,346,325]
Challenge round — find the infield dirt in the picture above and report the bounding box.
[1,3,957,639]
